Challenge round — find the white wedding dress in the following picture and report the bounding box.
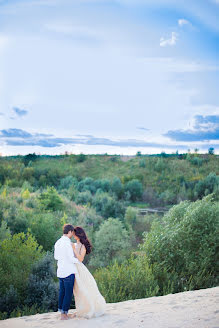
[73,242,106,318]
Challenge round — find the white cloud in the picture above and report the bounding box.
[178,18,190,27]
[160,32,178,47]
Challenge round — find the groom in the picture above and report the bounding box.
[54,224,79,320]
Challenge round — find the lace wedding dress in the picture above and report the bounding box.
[73,242,106,318]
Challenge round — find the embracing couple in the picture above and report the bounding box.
[54,224,106,320]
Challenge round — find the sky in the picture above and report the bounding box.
[0,0,219,156]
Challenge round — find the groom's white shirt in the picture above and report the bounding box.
[54,235,79,278]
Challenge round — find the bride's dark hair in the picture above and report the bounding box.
[74,226,92,254]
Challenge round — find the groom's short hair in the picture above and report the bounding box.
[63,224,74,234]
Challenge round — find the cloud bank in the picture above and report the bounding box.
[164,115,219,142]
[13,107,28,117]
[0,128,188,149]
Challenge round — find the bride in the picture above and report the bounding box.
[71,226,106,319]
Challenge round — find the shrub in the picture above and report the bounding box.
[159,189,177,205]
[92,193,125,219]
[89,218,131,268]
[155,158,166,172]
[111,177,123,199]
[0,220,11,241]
[124,206,137,226]
[59,176,77,190]
[195,172,219,199]
[78,177,96,194]
[76,191,93,205]
[94,179,111,193]
[94,256,159,303]
[0,285,19,315]
[140,194,219,292]
[76,153,86,162]
[208,147,214,155]
[30,213,62,251]
[21,189,30,199]
[139,159,146,168]
[0,233,43,304]
[38,187,63,211]
[25,253,58,311]
[125,179,143,202]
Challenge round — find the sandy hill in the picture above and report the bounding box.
[1,286,218,328]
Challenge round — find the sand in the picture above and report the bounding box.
[0,286,218,328]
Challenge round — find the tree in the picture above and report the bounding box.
[93,192,125,219]
[111,177,123,199]
[76,190,92,205]
[208,147,214,155]
[76,153,86,163]
[25,253,58,311]
[125,179,143,201]
[195,172,219,199]
[94,256,159,303]
[23,153,38,167]
[139,159,146,168]
[97,179,111,193]
[89,218,131,268]
[21,189,30,199]
[124,206,137,226]
[59,176,78,190]
[155,158,166,172]
[30,213,62,251]
[141,195,219,292]
[0,233,43,300]
[78,177,96,194]
[38,187,63,211]
[0,220,11,241]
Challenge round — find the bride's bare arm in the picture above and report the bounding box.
[72,243,86,262]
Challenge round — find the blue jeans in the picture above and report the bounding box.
[58,274,75,314]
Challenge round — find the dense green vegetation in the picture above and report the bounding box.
[0,152,218,319]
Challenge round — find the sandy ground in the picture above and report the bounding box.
[0,286,218,328]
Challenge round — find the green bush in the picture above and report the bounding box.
[92,192,125,219]
[140,194,219,292]
[139,159,146,168]
[59,176,77,190]
[94,256,159,303]
[125,179,143,201]
[0,285,19,315]
[124,206,137,226]
[0,233,43,312]
[89,218,131,268]
[195,172,219,199]
[25,253,58,311]
[76,153,86,163]
[78,177,96,194]
[111,177,123,199]
[38,187,63,211]
[76,190,93,205]
[0,220,11,241]
[30,213,62,251]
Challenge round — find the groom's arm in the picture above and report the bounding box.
[66,244,79,264]
[54,242,59,260]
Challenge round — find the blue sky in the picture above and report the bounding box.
[0,0,219,155]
